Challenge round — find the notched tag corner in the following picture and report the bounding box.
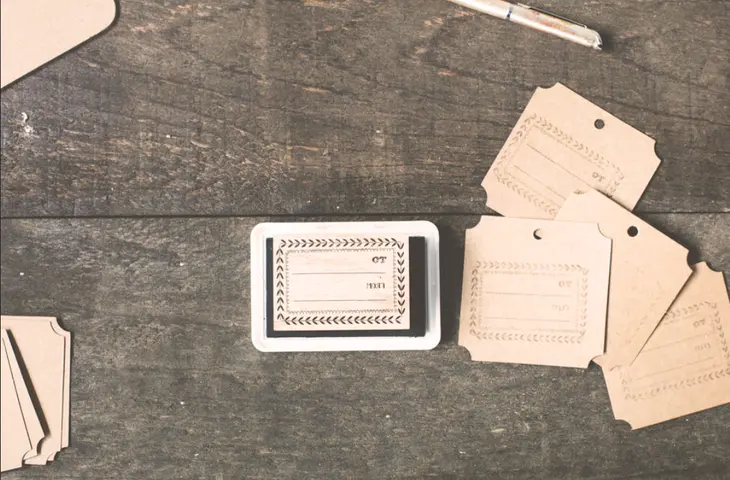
[483,84,661,218]
[458,338,484,363]
[459,217,611,367]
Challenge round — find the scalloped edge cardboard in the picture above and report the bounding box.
[1,329,45,472]
[556,190,692,369]
[0,316,71,464]
[458,216,611,368]
[482,83,660,219]
[604,262,730,429]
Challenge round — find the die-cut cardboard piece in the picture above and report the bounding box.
[0,316,69,464]
[1,330,44,472]
[483,83,660,219]
[1,335,29,472]
[604,263,730,429]
[556,190,692,369]
[271,234,411,332]
[459,216,611,368]
[61,324,71,450]
[0,330,45,463]
[1,0,117,88]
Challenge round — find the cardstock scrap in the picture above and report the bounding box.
[61,323,71,450]
[271,235,411,332]
[604,263,730,429]
[556,190,692,370]
[1,330,45,463]
[1,331,44,472]
[1,335,28,472]
[483,83,660,219]
[1,0,117,88]
[0,316,70,464]
[459,216,611,368]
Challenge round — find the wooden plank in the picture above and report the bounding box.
[1,0,729,217]
[1,214,728,479]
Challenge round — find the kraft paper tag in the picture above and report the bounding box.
[0,316,70,464]
[0,330,45,465]
[459,216,611,368]
[1,334,28,472]
[483,83,660,219]
[604,263,730,429]
[272,235,410,332]
[556,190,692,369]
[1,0,117,88]
[1,330,44,472]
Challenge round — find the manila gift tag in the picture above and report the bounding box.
[556,190,692,369]
[459,216,611,368]
[604,263,730,429]
[482,83,660,219]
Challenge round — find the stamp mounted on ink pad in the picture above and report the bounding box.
[251,222,440,352]
[270,234,413,335]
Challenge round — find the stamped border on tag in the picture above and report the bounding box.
[467,261,589,344]
[619,301,730,402]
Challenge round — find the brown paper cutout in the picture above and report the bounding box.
[1,0,117,88]
[272,235,411,331]
[1,330,44,472]
[0,316,70,464]
[1,335,29,472]
[604,263,730,429]
[62,324,71,450]
[459,217,611,368]
[483,83,660,219]
[0,330,45,462]
[556,190,692,369]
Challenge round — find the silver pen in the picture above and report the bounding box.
[446,0,603,50]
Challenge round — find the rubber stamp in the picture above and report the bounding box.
[250,221,441,352]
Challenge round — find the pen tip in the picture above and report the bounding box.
[593,33,604,51]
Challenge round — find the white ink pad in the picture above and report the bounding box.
[250,221,441,352]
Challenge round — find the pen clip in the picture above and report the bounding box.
[517,4,588,28]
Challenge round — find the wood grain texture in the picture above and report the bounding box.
[1,0,729,217]
[1,215,728,479]
[1,0,729,478]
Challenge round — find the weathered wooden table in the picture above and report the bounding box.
[1,1,728,478]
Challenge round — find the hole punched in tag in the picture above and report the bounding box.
[627,226,639,237]
[594,119,605,129]
[533,229,543,240]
